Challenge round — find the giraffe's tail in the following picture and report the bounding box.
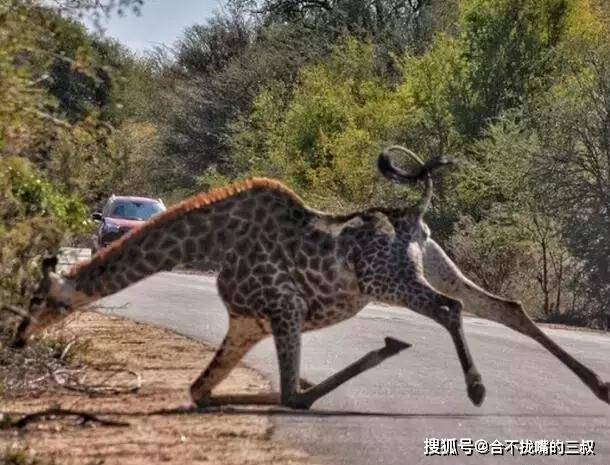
[377,145,455,217]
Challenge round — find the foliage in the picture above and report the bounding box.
[154,17,330,194]
[229,40,411,208]
[249,0,450,54]
[153,0,460,195]
[0,157,89,308]
[0,2,143,307]
[2,0,610,328]
[456,0,568,136]
[0,446,53,465]
[449,213,537,300]
[222,0,609,325]
[531,44,610,328]
[176,13,251,76]
[454,116,536,218]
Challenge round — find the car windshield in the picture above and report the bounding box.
[109,201,164,221]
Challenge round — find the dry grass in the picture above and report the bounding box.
[0,336,97,398]
[0,445,55,465]
[0,312,314,465]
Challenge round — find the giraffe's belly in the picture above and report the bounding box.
[302,292,369,331]
[292,260,369,331]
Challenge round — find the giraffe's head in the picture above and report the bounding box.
[11,256,79,349]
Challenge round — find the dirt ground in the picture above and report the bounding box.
[0,312,314,465]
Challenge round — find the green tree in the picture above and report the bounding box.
[532,44,610,328]
[156,17,330,194]
[456,0,570,136]
[228,40,413,209]
[0,1,147,308]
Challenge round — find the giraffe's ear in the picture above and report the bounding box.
[41,256,58,276]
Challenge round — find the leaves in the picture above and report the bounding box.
[0,2,140,308]
[2,0,609,327]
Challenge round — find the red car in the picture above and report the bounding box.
[91,195,166,249]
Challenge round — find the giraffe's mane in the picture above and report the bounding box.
[66,177,301,278]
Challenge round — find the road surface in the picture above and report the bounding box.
[102,272,610,465]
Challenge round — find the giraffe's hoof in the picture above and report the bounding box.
[190,385,206,406]
[194,397,212,408]
[191,388,214,408]
[285,397,314,410]
[468,381,486,406]
[383,337,412,355]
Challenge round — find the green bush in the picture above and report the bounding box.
[0,157,90,307]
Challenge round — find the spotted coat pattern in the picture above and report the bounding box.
[20,176,610,409]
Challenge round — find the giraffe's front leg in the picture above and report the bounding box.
[440,303,486,406]
[271,306,310,409]
[271,303,412,409]
[393,276,486,406]
[190,316,264,407]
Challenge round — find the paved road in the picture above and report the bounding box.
[103,272,610,465]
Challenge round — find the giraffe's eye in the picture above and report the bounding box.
[31,297,44,306]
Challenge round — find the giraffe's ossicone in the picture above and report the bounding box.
[11,146,610,409]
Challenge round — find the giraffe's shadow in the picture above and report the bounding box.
[4,405,604,431]
[148,405,606,420]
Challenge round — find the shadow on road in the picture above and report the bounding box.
[148,405,607,420]
[5,405,605,431]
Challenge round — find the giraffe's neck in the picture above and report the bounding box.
[68,249,152,301]
[62,179,304,305]
[67,214,203,302]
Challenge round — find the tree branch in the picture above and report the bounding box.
[5,408,129,429]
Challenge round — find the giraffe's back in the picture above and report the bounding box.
[184,186,367,325]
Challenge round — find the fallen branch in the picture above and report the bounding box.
[49,365,142,395]
[5,408,129,429]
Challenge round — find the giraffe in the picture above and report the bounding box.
[10,146,610,409]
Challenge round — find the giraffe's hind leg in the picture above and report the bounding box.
[423,238,610,404]
[391,274,485,406]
